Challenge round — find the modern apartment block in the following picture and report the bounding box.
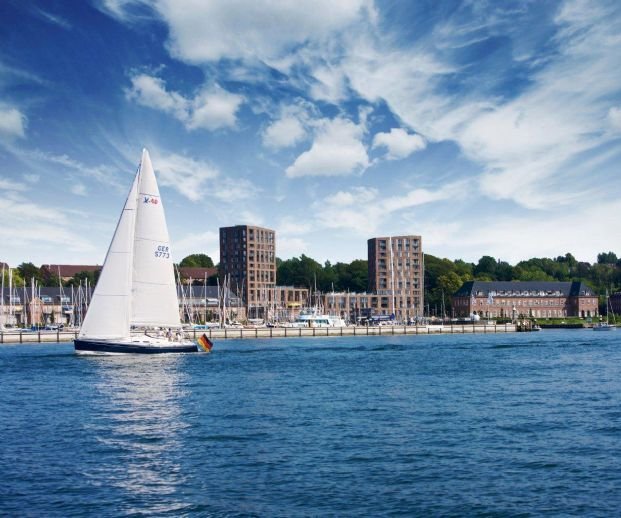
[219,225,276,316]
[367,235,424,320]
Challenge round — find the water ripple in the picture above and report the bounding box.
[1,330,621,516]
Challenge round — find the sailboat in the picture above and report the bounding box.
[74,149,199,354]
[593,290,616,331]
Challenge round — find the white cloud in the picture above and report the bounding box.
[173,230,219,262]
[71,183,87,196]
[324,186,377,206]
[276,218,314,236]
[309,64,348,103]
[429,197,621,265]
[33,8,72,29]
[263,114,307,149]
[186,85,244,131]
[154,152,219,202]
[277,237,309,260]
[286,117,369,177]
[372,128,426,159]
[315,182,465,234]
[152,0,374,63]
[26,149,125,191]
[0,105,26,139]
[23,174,40,184]
[153,151,260,203]
[211,177,261,203]
[609,106,621,131]
[0,195,96,263]
[237,211,265,226]
[126,73,244,131]
[126,73,187,118]
[341,0,621,210]
[0,178,26,191]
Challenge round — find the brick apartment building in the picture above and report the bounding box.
[219,225,276,317]
[453,281,599,319]
[367,235,424,321]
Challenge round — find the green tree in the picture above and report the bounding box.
[17,262,43,284]
[597,251,618,265]
[277,254,324,289]
[179,253,214,268]
[66,270,100,287]
[1,268,25,287]
[345,259,369,292]
[474,256,497,278]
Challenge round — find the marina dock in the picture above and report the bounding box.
[0,323,517,344]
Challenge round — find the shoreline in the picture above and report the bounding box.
[0,323,520,344]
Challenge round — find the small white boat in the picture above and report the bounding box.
[593,292,616,332]
[593,322,616,331]
[286,307,346,328]
[74,149,199,354]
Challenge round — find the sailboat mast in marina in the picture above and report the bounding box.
[74,149,203,354]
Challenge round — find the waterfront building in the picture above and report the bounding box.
[177,266,218,284]
[219,225,276,318]
[42,264,101,282]
[367,235,424,321]
[453,281,599,319]
[321,291,383,323]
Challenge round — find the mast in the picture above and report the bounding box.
[389,237,395,318]
[8,268,13,326]
[31,277,36,328]
[1,264,4,329]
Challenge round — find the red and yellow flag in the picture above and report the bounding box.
[197,333,214,353]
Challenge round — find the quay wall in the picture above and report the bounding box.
[0,323,517,344]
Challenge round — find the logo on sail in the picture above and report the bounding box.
[143,196,159,204]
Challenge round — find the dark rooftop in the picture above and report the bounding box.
[454,280,596,298]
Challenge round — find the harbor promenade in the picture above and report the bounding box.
[0,323,517,344]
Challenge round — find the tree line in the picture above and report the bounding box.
[276,251,621,315]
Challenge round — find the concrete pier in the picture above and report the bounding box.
[0,323,517,344]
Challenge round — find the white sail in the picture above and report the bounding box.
[130,149,182,328]
[78,168,139,339]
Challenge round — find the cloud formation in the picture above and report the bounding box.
[153,0,374,63]
[0,105,26,139]
[286,117,369,177]
[314,182,464,234]
[154,151,259,203]
[127,73,244,131]
[372,128,426,159]
[262,106,308,149]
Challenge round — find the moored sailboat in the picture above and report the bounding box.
[74,149,199,354]
[593,290,616,331]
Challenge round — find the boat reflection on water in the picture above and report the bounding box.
[83,355,191,513]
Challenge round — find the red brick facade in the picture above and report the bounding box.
[453,281,599,319]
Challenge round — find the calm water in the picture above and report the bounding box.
[1,330,621,516]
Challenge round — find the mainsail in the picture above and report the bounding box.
[130,150,181,328]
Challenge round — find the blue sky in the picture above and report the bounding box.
[1,0,620,268]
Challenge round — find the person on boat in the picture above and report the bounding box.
[166,328,173,341]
